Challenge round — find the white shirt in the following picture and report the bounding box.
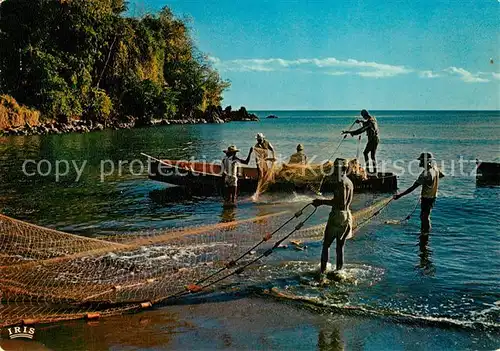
[222,156,239,180]
[416,165,442,198]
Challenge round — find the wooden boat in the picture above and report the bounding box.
[476,161,500,186]
[148,159,397,194]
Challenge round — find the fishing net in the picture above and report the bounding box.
[253,158,368,197]
[0,196,391,327]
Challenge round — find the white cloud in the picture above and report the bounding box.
[207,56,220,64]
[419,70,440,78]
[444,67,490,83]
[326,71,349,76]
[210,56,412,78]
[209,57,493,84]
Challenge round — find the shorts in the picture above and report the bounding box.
[364,136,379,155]
[224,175,237,187]
[323,210,353,247]
[421,197,436,213]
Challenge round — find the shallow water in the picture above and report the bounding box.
[0,111,499,349]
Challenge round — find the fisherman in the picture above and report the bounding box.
[254,133,276,179]
[288,144,307,164]
[342,109,379,175]
[393,152,445,233]
[221,145,253,204]
[312,158,354,284]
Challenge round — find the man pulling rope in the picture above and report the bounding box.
[312,158,354,284]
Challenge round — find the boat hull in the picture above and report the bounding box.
[476,161,500,186]
[148,160,397,194]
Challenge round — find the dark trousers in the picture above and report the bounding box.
[363,137,379,174]
[224,186,237,203]
[420,197,436,233]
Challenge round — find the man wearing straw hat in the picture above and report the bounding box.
[222,145,253,204]
[393,152,445,233]
[312,158,354,284]
[254,133,276,179]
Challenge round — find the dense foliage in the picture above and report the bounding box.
[0,0,230,124]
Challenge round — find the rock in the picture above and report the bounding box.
[193,109,204,120]
[266,114,278,119]
[226,106,259,122]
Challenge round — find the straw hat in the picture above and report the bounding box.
[223,145,240,154]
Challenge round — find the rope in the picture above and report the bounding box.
[403,198,420,221]
[313,119,358,194]
[385,197,420,225]
[159,204,318,302]
[195,203,312,285]
[192,206,318,291]
[354,197,394,232]
[326,120,357,162]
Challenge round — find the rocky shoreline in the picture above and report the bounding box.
[0,106,259,137]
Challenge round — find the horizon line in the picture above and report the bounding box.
[248,109,500,112]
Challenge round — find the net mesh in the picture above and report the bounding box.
[0,196,391,327]
[253,158,368,198]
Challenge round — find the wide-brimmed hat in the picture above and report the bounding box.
[223,145,240,154]
[297,143,304,151]
[417,152,434,161]
[255,133,265,139]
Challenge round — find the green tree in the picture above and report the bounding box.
[0,0,229,123]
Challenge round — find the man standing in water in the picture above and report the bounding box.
[221,145,253,205]
[312,158,354,284]
[254,133,276,179]
[393,152,445,233]
[342,109,379,175]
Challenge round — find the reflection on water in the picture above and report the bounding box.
[318,327,344,351]
[416,234,435,276]
[219,205,237,223]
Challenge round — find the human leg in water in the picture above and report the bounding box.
[336,235,347,271]
[420,198,435,233]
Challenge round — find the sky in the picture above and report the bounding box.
[129,0,500,110]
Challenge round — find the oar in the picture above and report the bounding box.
[141,152,221,176]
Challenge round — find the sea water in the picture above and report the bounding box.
[0,111,498,349]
